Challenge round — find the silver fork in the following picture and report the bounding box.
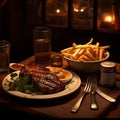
[71,76,92,113]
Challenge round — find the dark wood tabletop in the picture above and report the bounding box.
[0,53,120,119]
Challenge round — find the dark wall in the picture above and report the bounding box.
[0,0,120,63]
[51,28,120,63]
[0,0,32,63]
[94,32,120,63]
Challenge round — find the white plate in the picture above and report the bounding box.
[2,70,81,99]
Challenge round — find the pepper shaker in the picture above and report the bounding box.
[99,61,116,88]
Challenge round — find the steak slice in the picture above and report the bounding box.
[20,65,65,94]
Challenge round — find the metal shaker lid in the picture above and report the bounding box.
[100,61,116,72]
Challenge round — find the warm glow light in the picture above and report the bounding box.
[73,6,86,13]
[80,9,84,12]
[74,8,79,12]
[56,9,60,13]
[104,15,113,23]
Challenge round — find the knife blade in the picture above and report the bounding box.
[90,74,98,110]
[96,88,116,102]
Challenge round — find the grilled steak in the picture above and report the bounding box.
[20,65,65,94]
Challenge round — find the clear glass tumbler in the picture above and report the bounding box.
[33,26,51,66]
[0,40,10,73]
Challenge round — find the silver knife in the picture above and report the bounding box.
[90,74,98,110]
[96,88,116,102]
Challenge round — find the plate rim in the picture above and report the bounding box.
[2,70,81,100]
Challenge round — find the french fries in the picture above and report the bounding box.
[60,38,110,62]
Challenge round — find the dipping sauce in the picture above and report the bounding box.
[46,66,73,83]
[9,63,24,71]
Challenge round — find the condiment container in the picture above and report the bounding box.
[99,61,116,88]
[51,55,63,67]
[9,63,24,71]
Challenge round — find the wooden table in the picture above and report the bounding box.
[0,55,120,119]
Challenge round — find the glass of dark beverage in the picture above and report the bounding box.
[33,26,51,66]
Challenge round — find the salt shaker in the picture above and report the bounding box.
[99,61,116,88]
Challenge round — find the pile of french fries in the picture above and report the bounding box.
[60,38,110,62]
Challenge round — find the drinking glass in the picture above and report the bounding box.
[33,26,51,66]
[0,40,10,73]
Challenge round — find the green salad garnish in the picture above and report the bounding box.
[8,73,39,94]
